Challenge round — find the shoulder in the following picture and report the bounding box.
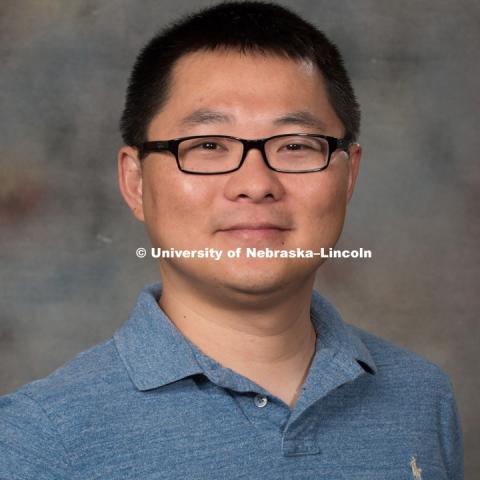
[0,388,72,478]
[10,337,128,403]
[346,323,464,479]
[347,322,456,401]
[0,337,128,476]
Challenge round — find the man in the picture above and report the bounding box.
[0,2,463,479]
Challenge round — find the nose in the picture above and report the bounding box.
[223,146,286,203]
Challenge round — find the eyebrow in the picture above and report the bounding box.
[178,108,328,132]
[179,109,235,127]
[272,111,328,131]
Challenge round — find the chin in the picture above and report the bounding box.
[225,278,286,297]
[216,260,316,298]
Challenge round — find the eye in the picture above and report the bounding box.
[278,142,317,153]
[180,137,233,158]
[194,142,220,150]
[275,138,327,154]
[284,143,312,151]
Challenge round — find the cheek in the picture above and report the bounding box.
[293,172,349,241]
[142,169,215,245]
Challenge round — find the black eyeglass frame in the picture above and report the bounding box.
[137,133,352,174]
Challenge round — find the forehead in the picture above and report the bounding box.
[169,48,321,96]
[147,48,343,138]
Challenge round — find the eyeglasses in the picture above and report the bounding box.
[137,133,351,174]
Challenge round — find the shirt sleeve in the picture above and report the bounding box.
[0,390,70,479]
[439,377,464,480]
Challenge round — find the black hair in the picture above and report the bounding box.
[119,1,360,147]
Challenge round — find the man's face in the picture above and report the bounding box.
[119,49,360,298]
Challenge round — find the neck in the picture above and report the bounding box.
[157,268,318,408]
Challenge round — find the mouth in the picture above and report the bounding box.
[217,223,291,240]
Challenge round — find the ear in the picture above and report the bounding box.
[346,143,362,203]
[117,146,145,222]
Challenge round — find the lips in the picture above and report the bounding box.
[216,222,291,241]
[218,222,290,232]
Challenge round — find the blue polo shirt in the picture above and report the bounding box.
[0,283,463,479]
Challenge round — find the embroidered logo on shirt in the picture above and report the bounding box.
[410,456,423,480]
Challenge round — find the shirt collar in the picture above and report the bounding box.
[309,290,377,376]
[114,282,376,392]
[114,283,204,391]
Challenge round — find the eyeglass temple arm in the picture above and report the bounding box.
[337,138,352,152]
[137,141,172,160]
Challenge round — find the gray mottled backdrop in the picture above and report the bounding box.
[1,0,479,477]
